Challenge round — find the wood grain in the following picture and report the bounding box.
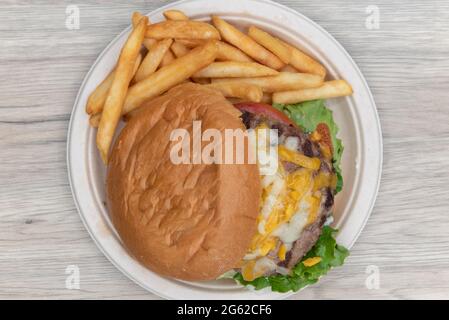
[1,0,449,299]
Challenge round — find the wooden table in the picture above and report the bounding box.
[1,0,449,299]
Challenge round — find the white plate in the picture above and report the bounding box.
[67,0,382,300]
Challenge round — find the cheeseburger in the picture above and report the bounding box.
[107,83,348,293]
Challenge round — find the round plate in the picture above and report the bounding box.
[67,0,382,300]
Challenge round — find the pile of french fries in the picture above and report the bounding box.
[86,10,353,164]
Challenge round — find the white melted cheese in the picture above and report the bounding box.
[243,251,260,261]
[254,257,277,275]
[252,257,293,276]
[257,220,266,234]
[261,174,276,188]
[273,196,311,244]
[284,136,300,151]
[260,173,285,220]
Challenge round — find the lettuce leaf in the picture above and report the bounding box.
[234,226,349,293]
[273,100,344,193]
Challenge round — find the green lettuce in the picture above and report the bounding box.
[234,226,349,293]
[273,100,344,193]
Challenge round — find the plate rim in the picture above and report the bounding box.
[67,0,383,300]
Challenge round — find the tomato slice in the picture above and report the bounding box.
[234,102,298,128]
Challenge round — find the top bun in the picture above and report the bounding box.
[107,83,261,281]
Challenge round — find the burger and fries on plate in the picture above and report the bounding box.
[84,9,353,293]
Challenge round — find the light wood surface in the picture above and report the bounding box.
[1,0,449,299]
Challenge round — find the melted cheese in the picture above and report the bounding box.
[241,257,278,281]
[303,257,321,267]
[284,136,300,151]
[273,197,310,243]
[278,244,287,261]
[278,145,321,170]
[260,173,284,220]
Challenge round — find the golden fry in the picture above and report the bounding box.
[248,26,291,64]
[212,72,323,93]
[193,61,278,78]
[272,80,353,104]
[278,39,326,78]
[145,20,220,40]
[159,49,176,67]
[86,53,142,115]
[171,41,190,58]
[216,41,253,62]
[86,71,114,115]
[280,64,298,73]
[89,113,101,128]
[131,12,148,27]
[163,9,189,21]
[123,41,219,114]
[96,17,147,163]
[192,77,210,85]
[212,16,284,70]
[143,38,157,50]
[175,38,205,48]
[171,42,204,84]
[134,39,173,82]
[177,39,253,62]
[205,82,263,102]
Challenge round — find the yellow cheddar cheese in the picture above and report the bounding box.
[303,257,322,267]
[278,145,321,170]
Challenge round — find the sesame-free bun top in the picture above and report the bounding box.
[107,83,261,281]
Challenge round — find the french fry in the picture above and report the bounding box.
[206,82,263,102]
[216,41,253,62]
[97,17,147,163]
[278,39,326,78]
[163,9,189,21]
[86,53,142,115]
[280,64,298,73]
[212,16,284,70]
[143,38,157,50]
[134,39,173,82]
[272,80,353,104]
[89,113,101,128]
[171,41,190,58]
[177,39,253,62]
[123,41,219,114]
[171,42,207,84]
[86,71,115,115]
[175,38,205,48]
[192,77,210,85]
[193,61,278,78]
[145,20,220,40]
[212,72,323,93]
[170,41,210,84]
[159,49,176,67]
[248,26,291,64]
[131,12,148,28]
